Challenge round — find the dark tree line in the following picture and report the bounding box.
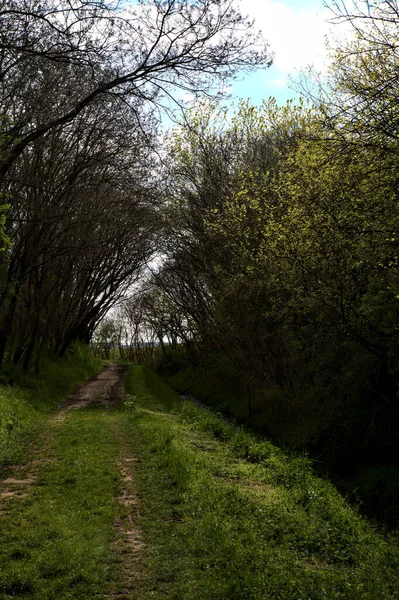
[0,0,270,372]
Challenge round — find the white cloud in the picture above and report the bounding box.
[239,0,331,75]
[180,92,196,103]
[269,76,288,89]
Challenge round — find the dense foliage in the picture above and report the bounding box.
[107,0,399,524]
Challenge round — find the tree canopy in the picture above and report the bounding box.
[0,0,271,372]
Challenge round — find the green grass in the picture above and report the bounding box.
[2,361,399,599]
[124,365,399,600]
[0,409,122,599]
[0,343,103,466]
[0,358,141,600]
[4,343,105,413]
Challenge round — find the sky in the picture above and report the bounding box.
[231,0,334,105]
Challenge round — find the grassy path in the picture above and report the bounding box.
[0,405,141,599]
[1,364,399,599]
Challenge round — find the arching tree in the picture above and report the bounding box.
[0,0,272,179]
[0,0,272,369]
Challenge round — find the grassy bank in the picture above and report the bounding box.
[125,365,399,600]
[0,360,137,599]
[0,343,103,466]
[161,359,399,529]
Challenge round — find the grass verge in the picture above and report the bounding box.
[124,364,399,600]
[0,362,143,600]
[0,343,103,466]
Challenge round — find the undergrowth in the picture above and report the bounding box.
[165,364,399,528]
[125,364,399,600]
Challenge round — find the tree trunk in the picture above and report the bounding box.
[0,292,18,368]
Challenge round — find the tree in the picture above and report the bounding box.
[91,318,119,360]
[309,0,399,146]
[207,100,399,454]
[147,100,310,417]
[0,0,272,369]
[150,97,399,461]
[4,92,159,371]
[0,0,272,180]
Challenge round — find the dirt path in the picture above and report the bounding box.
[0,363,146,600]
[60,363,129,411]
[59,362,146,596]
